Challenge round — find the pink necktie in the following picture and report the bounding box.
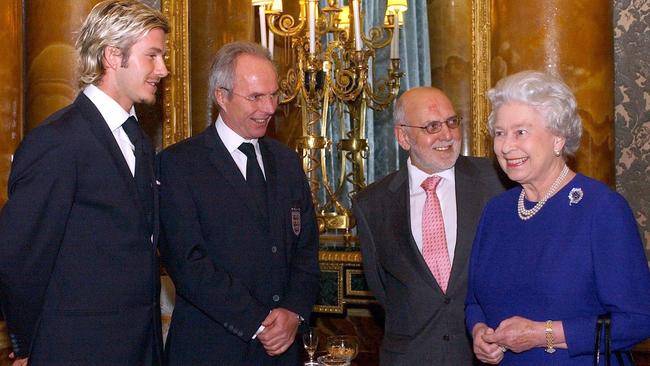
[421,176,452,293]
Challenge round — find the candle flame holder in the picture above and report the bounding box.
[263,0,405,244]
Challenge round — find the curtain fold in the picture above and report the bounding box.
[363,0,430,182]
[315,0,430,211]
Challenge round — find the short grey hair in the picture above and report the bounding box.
[487,70,582,158]
[208,41,275,105]
[393,92,407,126]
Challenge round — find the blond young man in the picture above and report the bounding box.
[0,1,169,364]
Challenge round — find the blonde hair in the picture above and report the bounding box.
[76,0,169,88]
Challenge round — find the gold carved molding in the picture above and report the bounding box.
[470,0,491,157]
[313,260,345,314]
[161,0,191,147]
[314,251,375,314]
[318,250,363,264]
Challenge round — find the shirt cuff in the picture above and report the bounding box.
[252,324,265,339]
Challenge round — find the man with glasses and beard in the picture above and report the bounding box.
[353,87,509,365]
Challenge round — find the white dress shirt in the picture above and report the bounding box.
[407,158,458,264]
[215,116,266,180]
[83,85,137,176]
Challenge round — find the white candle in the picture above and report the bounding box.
[309,0,316,55]
[269,29,274,58]
[390,14,399,59]
[259,6,268,49]
[352,0,362,51]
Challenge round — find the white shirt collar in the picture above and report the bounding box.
[83,84,137,131]
[407,157,456,192]
[215,115,260,153]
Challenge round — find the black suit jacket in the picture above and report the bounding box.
[157,125,320,366]
[352,156,507,366]
[0,94,162,365]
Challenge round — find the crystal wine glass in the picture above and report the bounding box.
[326,335,359,362]
[302,327,319,366]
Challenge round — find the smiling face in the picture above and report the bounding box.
[100,27,168,112]
[394,88,461,174]
[493,101,566,190]
[215,54,278,140]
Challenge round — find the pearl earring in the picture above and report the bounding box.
[553,150,561,157]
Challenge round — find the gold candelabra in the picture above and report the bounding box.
[254,0,407,243]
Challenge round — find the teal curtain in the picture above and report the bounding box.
[316,0,430,211]
[363,0,431,182]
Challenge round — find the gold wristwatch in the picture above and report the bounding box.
[544,320,556,354]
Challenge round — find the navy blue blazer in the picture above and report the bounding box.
[157,125,320,366]
[0,94,162,365]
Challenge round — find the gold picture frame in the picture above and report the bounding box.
[470,0,492,157]
[161,0,191,147]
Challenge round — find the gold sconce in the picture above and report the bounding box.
[252,0,406,245]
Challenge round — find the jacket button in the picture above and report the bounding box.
[271,246,277,253]
[443,297,450,304]
[443,335,450,341]
[272,294,280,302]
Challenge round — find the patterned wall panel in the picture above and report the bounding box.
[614,0,650,256]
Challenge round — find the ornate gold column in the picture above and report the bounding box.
[25,1,101,131]
[189,0,254,136]
[0,0,22,362]
[0,0,22,205]
[427,0,473,155]
[491,0,614,185]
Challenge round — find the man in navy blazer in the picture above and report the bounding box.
[353,87,508,365]
[0,1,169,365]
[158,42,320,365]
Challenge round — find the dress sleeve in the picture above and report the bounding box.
[465,205,490,333]
[0,127,76,357]
[563,192,650,356]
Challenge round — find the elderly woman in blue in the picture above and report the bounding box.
[465,70,650,365]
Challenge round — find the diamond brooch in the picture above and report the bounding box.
[568,187,583,206]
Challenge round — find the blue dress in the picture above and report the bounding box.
[465,174,650,365]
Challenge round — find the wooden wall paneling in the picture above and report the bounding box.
[490,0,615,184]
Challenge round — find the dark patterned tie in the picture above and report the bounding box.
[122,116,154,232]
[238,142,268,218]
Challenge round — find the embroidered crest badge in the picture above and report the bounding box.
[291,207,301,236]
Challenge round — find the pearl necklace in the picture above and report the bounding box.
[517,165,569,221]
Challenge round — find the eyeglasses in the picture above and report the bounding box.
[220,87,280,104]
[399,116,462,134]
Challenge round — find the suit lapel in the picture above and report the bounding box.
[388,169,440,291]
[448,156,482,293]
[202,126,267,223]
[76,94,141,206]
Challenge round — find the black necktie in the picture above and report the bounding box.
[122,116,154,231]
[122,116,143,174]
[238,142,268,218]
